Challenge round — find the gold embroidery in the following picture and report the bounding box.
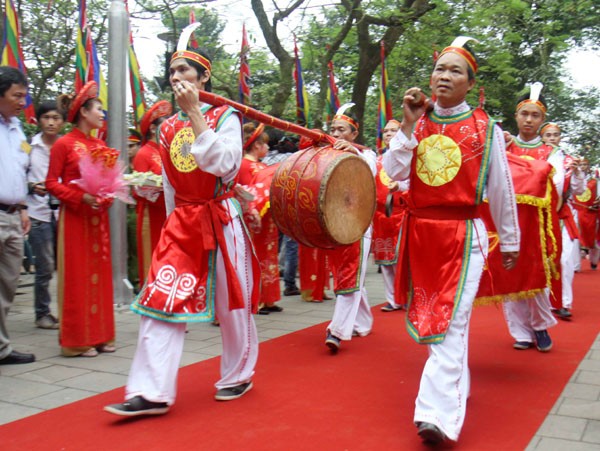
[416,134,461,186]
[576,188,592,203]
[170,127,198,173]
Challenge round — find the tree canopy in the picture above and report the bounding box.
[2,0,599,163]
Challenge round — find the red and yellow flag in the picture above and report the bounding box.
[1,0,36,123]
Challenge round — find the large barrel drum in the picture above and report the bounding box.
[271,146,376,249]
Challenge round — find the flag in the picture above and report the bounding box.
[1,0,36,123]
[126,2,146,129]
[325,60,340,125]
[74,0,88,91]
[75,0,108,139]
[86,27,108,139]
[293,37,310,127]
[376,41,393,152]
[238,23,251,106]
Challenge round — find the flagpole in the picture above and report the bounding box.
[107,0,130,305]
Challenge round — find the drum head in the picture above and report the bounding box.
[320,155,376,245]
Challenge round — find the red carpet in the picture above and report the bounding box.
[3,261,599,450]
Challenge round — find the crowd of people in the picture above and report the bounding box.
[0,31,598,446]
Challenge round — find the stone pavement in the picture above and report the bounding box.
[1,265,599,449]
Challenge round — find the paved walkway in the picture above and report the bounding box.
[1,265,599,449]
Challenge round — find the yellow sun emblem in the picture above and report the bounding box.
[416,134,462,186]
[576,188,592,203]
[170,127,198,173]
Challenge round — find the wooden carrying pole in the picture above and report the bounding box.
[196,90,367,150]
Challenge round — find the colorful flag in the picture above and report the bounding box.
[1,0,36,123]
[75,0,108,139]
[293,37,310,127]
[238,23,251,106]
[126,2,146,129]
[86,26,108,139]
[325,60,340,125]
[74,0,88,91]
[376,41,393,152]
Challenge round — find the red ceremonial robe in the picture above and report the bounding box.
[476,154,561,305]
[573,178,599,249]
[299,245,330,302]
[396,108,493,343]
[46,129,115,350]
[238,157,263,185]
[246,164,281,306]
[132,140,166,286]
[503,139,563,308]
[372,157,406,265]
[132,106,260,322]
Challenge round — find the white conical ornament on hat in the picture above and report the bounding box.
[335,102,355,117]
[177,23,202,51]
[449,36,480,48]
[529,81,544,102]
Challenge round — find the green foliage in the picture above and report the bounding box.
[5,0,598,161]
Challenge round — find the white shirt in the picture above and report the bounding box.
[26,133,55,222]
[383,101,520,252]
[0,114,28,205]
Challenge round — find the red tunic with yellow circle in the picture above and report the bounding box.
[132,105,260,322]
[398,108,494,343]
[573,178,599,248]
[372,156,406,265]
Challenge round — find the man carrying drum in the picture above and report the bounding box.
[105,24,260,417]
[324,105,378,354]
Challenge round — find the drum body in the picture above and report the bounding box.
[271,146,376,249]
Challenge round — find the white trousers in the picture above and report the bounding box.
[561,225,576,309]
[503,289,558,342]
[573,238,581,272]
[413,218,487,442]
[327,233,373,340]
[381,264,398,306]
[125,217,258,405]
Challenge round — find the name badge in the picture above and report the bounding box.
[21,141,32,154]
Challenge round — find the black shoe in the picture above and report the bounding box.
[513,341,533,350]
[534,329,552,352]
[553,308,572,320]
[417,422,446,445]
[257,307,270,315]
[215,381,253,401]
[325,332,341,354]
[0,350,35,365]
[104,396,169,417]
[283,287,300,296]
[263,304,284,312]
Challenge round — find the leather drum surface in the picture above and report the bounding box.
[271,146,375,249]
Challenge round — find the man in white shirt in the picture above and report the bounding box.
[26,101,65,329]
[0,66,35,365]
